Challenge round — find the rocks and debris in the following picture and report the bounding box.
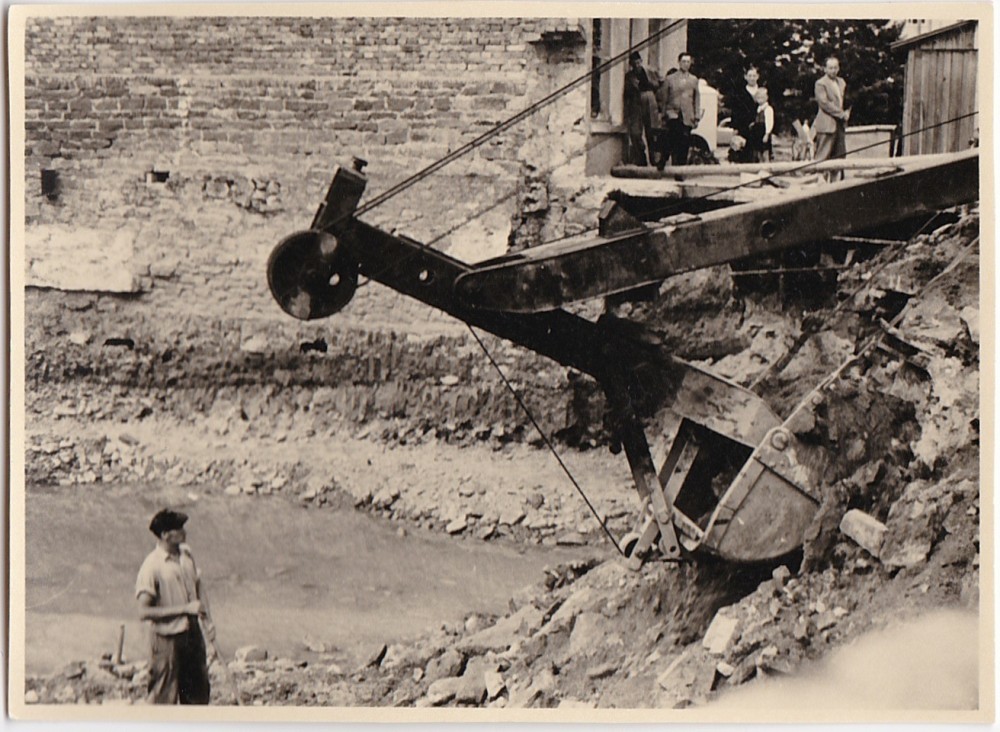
[362,644,388,669]
[235,645,269,663]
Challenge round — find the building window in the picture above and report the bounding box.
[590,18,611,119]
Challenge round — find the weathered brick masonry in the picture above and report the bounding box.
[23,16,604,448]
[25,16,591,319]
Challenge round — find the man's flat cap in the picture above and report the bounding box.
[629,51,642,62]
[149,508,189,536]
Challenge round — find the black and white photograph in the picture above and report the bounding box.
[8,3,993,723]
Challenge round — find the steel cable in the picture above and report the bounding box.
[465,324,627,557]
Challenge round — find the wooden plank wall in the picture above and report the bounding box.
[902,25,978,155]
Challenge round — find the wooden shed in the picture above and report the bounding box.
[892,20,978,155]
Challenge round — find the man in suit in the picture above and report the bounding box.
[655,52,701,168]
[624,51,661,166]
[813,56,850,181]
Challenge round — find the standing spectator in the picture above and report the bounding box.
[623,51,661,166]
[749,87,775,162]
[729,65,761,163]
[813,56,850,181]
[136,509,216,704]
[655,52,701,168]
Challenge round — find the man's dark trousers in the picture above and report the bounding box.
[148,622,211,704]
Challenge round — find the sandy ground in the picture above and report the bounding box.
[25,471,607,676]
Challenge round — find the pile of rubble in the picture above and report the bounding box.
[25,657,148,706]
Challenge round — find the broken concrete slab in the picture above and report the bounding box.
[446,517,468,534]
[484,669,506,699]
[453,670,488,705]
[702,612,740,655]
[457,604,544,653]
[839,509,887,558]
[498,505,526,526]
[541,586,600,633]
[881,479,958,568]
[425,676,461,706]
[506,683,542,709]
[424,648,464,683]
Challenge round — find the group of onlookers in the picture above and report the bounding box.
[624,51,850,177]
[624,51,703,169]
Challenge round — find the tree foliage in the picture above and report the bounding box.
[687,19,905,131]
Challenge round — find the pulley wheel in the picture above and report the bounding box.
[267,230,359,320]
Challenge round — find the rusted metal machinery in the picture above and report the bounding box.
[267,150,978,567]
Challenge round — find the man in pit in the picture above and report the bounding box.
[135,508,216,704]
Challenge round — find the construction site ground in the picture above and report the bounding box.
[22,205,982,712]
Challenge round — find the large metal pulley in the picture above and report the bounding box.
[266,229,359,320]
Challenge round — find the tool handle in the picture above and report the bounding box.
[200,619,243,706]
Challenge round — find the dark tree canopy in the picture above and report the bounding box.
[687,19,905,132]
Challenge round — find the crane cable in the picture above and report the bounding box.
[465,325,627,557]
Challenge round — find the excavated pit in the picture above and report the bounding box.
[23,205,981,710]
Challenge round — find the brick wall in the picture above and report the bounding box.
[22,16,593,325]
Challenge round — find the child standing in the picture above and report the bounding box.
[749,87,775,162]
